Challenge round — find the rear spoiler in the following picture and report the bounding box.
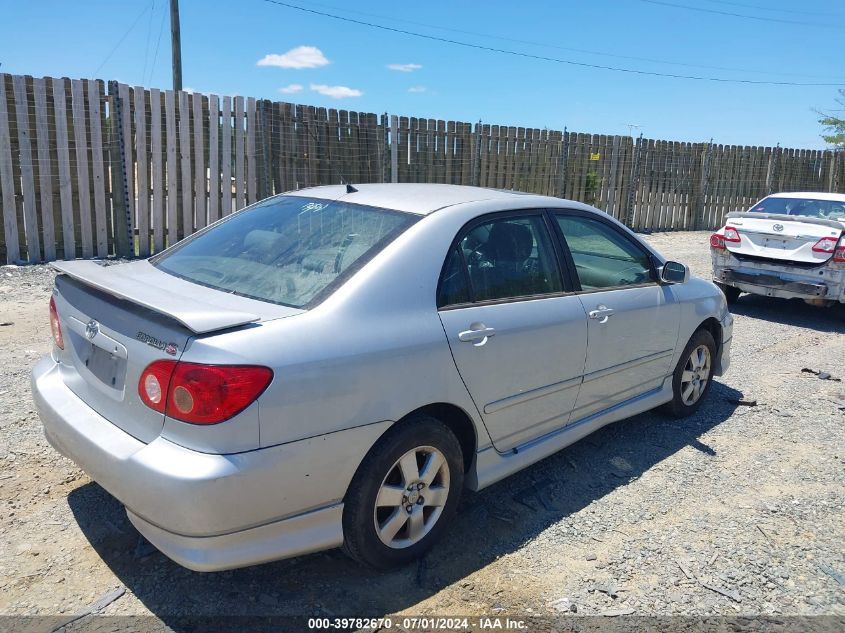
[51,260,263,334]
[726,212,845,231]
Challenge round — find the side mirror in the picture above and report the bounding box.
[659,260,689,284]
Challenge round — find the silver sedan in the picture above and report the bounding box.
[32,184,732,571]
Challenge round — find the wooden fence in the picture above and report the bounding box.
[1,72,843,263]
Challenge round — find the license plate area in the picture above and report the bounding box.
[79,342,127,389]
[66,316,128,391]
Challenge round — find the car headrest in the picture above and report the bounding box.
[486,222,533,262]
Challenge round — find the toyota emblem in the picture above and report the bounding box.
[85,320,100,340]
[772,223,784,232]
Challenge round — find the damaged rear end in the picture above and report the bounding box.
[710,193,845,305]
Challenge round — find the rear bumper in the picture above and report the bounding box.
[713,262,845,302]
[31,356,390,570]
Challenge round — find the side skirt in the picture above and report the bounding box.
[466,377,673,491]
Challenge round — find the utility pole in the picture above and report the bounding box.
[170,0,182,92]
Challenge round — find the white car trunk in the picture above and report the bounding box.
[725,212,844,265]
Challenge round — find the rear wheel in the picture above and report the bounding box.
[342,415,464,569]
[716,282,741,304]
[662,328,717,418]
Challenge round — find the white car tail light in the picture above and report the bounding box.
[812,237,838,254]
[833,242,845,263]
[723,226,741,243]
[709,233,726,250]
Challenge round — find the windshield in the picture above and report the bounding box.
[153,196,418,308]
[749,196,845,220]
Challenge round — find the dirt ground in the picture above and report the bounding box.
[0,231,843,629]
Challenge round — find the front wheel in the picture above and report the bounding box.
[662,328,717,418]
[342,415,464,569]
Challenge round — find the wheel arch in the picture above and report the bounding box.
[696,316,723,357]
[399,403,478,474]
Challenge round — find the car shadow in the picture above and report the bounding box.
[68,382,742,628]
[729,294,845,334]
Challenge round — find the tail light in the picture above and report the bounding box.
[833,242,845,263]
[709,233,726,250]
[723,226,741,243]
[139,361,273,425]
[49,297,64,349]
[812,237,838,254]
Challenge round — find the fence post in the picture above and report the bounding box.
[472,120,482,186]
[766,143,780,194]
[692,140,713,230]
[108,81,132,257]
[390,115,399,183]
[827,151,837,192]
[559,127,569,198]
[607,135,621,217]
[622,134,643,228]
[257,100,272,197]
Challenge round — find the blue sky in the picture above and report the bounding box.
[1,0,843,148]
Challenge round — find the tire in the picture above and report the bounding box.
[716,282,741,304]
[342,414,464,569]
[662,328,717,418]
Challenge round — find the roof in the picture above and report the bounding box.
[284,183,551,215]
[768,191,845,202]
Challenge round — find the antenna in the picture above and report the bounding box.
[346,184,358,194]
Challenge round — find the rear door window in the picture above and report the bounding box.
[153,196,417,308]
[438,214,562,306]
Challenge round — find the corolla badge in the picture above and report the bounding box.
[85,320,99,340]
[772,223,784,232]
[137,331,179,356]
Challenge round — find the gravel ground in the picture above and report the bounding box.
[0,231,843,628]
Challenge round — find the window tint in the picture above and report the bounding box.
[437,246,471,307]
[555,215,654,290]
[439,215,561,306]
[154,196,417,308]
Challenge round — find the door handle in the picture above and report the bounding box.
[458,325,496,344]
[588,305,615,323]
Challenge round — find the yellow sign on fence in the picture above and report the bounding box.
[590,152,601,161]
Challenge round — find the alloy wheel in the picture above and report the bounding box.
[680,344,711,406]
[373,446,450,549]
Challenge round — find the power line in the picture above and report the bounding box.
[702,0,843,18]
[93,3,152,76]
[293,0,843,80]
[638,0,844,28]
[260,0,844,86]
[141,0,156,85]
[148,3,168,85]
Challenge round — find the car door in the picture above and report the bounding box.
[437,211,588,452]
[553,211,681,421]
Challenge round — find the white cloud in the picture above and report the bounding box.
[408,86,426,93]
[278,84,304,94]
[182,87,197,93]
[257,46,330,69]
[310,84,362,99]
[387,63,422,72]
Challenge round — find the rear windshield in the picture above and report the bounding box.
[153,196,418,308]
[749,197,845,220]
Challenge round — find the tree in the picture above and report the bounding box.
[818,89,845,151]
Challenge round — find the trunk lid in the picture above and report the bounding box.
[725,212,844,265]
[52,260,302,443]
